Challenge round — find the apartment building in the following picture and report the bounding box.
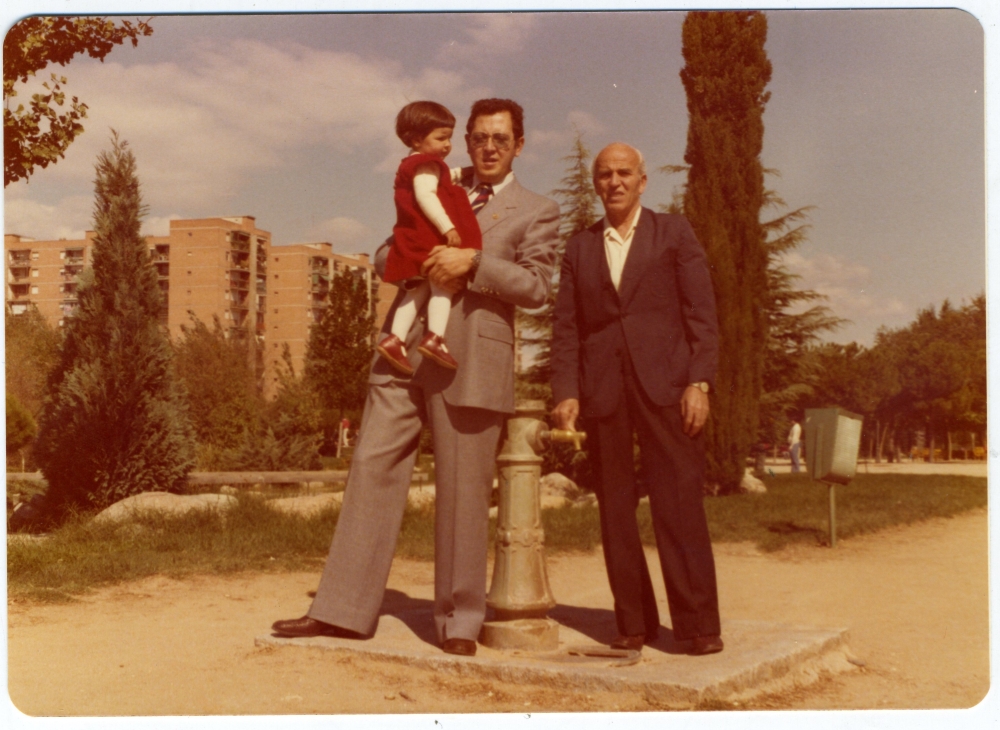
[5,216,397,394]
[266,242,397,390]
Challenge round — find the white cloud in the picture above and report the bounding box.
[436,14,538,66]
[782,250,908,320]
[4,189,91,241]
[304,216,375,251]
[523,110,606,165]
[5,39,476,215]
[141,215,182,238]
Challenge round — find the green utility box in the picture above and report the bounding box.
[804,408,863,484]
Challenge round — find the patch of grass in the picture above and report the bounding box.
[8,495,341,599]
[396,504,436,561]
[9,474,986,599]
[683,473,986,551]
[542,502,603,553]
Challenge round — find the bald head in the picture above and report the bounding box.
[592,143,648,229]
[592,143,646,179]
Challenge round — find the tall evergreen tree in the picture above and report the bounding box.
[680,10,773,491]
[33,133,195,515]
[304,266,376,444]
[517,129,598,394]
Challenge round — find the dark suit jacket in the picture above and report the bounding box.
[551,208,719,420]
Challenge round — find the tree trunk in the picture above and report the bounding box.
[928,423,936,463]
[874,420,881,463]
[946,431,953,461]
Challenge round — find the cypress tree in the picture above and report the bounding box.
[679,11,772,492]
[34,133,195,515]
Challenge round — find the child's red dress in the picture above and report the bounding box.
[384,153,483,283]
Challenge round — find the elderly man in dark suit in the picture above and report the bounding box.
[550,142,723,655]
[273,99,560,657]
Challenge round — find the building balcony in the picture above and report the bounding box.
[9,285,30,299]
[228,234,251,253]
[9,251,31,265]
[8,266,30,281]
[155,263,170,277]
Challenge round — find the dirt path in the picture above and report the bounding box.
[7,508,989,716]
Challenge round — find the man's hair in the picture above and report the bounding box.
[466,98,524,140]
[592,143,647,179]
[396,101,456,147]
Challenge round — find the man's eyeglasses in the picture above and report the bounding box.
[468,133,514,151]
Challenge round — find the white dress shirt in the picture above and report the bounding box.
[602,205,642,290]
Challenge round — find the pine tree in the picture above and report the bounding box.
[680,10,773,492]
[33,133,195,515]
[517,128,598,394]
[304,265,376,443]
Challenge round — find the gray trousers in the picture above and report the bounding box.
[308,380,503,643]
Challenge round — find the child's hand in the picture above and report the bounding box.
[444,229,462,247]
[450,167,463,185]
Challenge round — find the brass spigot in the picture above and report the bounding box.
[540,428,587,452]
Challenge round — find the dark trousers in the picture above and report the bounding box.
[590,354,721,641]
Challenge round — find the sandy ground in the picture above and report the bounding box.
[6,504,989,718]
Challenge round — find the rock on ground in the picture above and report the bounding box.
[92,492,238,524]
[739,469,767,494]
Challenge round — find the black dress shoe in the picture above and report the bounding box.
[442,638,477,656]
[271,616,360,639]
[687,634,724,656]
[610,634,645,652]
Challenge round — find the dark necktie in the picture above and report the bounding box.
[470,183,493,214]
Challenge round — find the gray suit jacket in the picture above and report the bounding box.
[372,175,560,413]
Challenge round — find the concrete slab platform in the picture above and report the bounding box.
[257,611,855,707]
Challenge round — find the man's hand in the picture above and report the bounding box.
[422,245,476,293]
[444,229,462,248]
[680,386,710,437]
[552,398,580,432]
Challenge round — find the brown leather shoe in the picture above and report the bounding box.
[271,616,361,639]
[610,634,645,652]
[417,333,458,370]
[442,638,477,656]
[687,634,724,656]
[377,334,414,375]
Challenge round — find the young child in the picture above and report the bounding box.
[377,101,483,375]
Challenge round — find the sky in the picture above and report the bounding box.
[2,10,985,347]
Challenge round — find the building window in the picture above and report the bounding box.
[31,286,38,294]
[31,269,39,277]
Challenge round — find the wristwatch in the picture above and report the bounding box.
[689,381,710,393]
[469,250,483,279]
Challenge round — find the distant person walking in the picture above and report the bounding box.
[788,420,802,473]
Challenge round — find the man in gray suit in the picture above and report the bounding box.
[273,99,560,656]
